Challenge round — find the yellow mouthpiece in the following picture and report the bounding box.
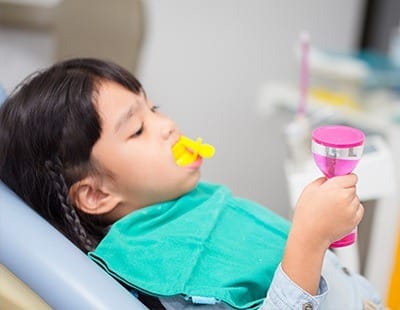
[172,136,215,166]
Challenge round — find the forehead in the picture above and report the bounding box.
[95,80,144,129]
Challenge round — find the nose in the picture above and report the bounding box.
[160,115,179,141]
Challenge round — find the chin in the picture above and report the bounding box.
[178,177,200,197]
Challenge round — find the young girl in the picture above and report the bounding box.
[0,58,382,309]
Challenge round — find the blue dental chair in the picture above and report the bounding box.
[0,180,148,309]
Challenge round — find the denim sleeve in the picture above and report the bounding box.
[261,264,328,309]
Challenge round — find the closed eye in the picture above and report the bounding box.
[151,105,160,112]
[130,122,144,138]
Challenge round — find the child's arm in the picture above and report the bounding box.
[282,174,363,295]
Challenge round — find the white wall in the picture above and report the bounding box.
[138,0,365,216]
[0,27,54,93]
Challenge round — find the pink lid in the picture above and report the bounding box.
[312,125,365,148]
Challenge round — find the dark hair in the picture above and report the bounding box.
[0,58,143,252]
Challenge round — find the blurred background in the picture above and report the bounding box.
[1,0,399,307]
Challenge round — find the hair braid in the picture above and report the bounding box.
[45,157,95,252]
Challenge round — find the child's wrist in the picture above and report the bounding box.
[288,225,331,254]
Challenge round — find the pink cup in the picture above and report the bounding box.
[311,125,365,248]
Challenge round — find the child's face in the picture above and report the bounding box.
[91,80,201,216]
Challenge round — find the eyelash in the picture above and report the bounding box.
[130,106,160,138]
[131,123,144,138]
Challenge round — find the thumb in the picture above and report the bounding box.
[311,176,327,186]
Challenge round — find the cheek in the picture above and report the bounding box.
[125,150,173,179]
[97,139,177,183]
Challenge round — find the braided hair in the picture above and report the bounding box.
[0,58,143,252]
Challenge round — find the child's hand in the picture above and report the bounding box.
[282,174,363,295]
[291,174,364,250]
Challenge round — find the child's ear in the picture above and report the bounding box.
[69,176,121,215]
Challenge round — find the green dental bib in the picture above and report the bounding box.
[89,182,290,309]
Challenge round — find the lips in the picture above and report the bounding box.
[186,156,203,169]
[177,147,203,170]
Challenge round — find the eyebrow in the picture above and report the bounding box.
[114,104,137,133]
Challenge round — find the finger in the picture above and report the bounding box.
[344,186,357,197]
[311,176,327,186]
[330,173,358,188]
[350,195,360,210]
[354,203,364,225]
